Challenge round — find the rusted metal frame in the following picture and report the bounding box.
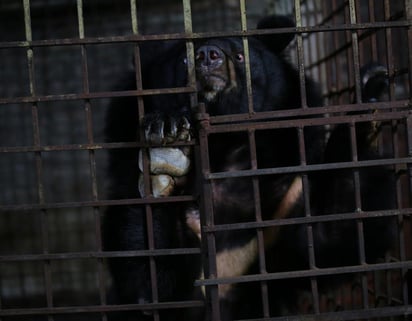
[0,195,196,212]
[248,128,270,317]
[0,101,408,146]
[235,305,412,321]
[0,87,196,105]
[383,0,397,101]
[7,301,409,321]
[355,1,367,72]
[0,300,204,317]
[382,0,407,309]
[333,0,345,106]
[195,259,412,288]
[0,140,195,154]
[0,248,201,263]
[295,0,309,109]
[206,108,411,134]
[76,0,107,316]
[208,100,410,125]
[311,0,325,86]
[402,0,412,305]
[1,20,410,50]
[368,0,379,61]
[206,156,412,185]
[22,0,54,317]
[202,208,412,235]
[196,106,219,320]
[240,0,269,316]
[295,1,321,312]
[321,2,334,107]
[299,124,321,313]
[130,1,161,316]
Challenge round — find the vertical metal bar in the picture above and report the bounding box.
[298,125,320,314]
[295,0,308,108]
[403,2,412,306]
[348,0,362,104]
[240,0,268,315]
[23,0,53,319]
[76,2,107,320]
[239,0,254,114]
[248,129,270,318]
[181,1,215,319]
[348,0,370,310]
[182,0,198,108]
[197,104,219,321]
[383,6,405,304]
[332,0,342,105]
[368,0,379,61]
[312,0,324,86]
[355,1,365,67]
[384,0,396,100]
[322,2,333,107]
[129,1,160,319]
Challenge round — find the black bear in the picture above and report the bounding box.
[104,15,396,320]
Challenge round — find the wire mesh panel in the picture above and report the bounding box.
[0,0,411,320]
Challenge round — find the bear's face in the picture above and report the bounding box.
[192,36,286,116]
[195,38,246,103]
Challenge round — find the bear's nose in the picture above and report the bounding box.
[196,45,223,66]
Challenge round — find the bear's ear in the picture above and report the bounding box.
[256,15,296,53]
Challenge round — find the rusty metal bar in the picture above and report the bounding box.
[0,87,197,105]
[0,20,410,50]
[0,248,201,263]
[0,303,411,321]
[195,260,412,287]
[206,109,411,134]
[295,0,309,108]
[0,195,196,212]
[248,129,270,317]
[201,208,412,234]
[0,300,204,317]
[23,0,54,318]
[76,1,107,318]
[240,0,254,114]
[196,105,220,320]
[0,140,195,154]
[205,100,410,126]
[1,157,410,213]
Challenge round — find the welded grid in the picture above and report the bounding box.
[0,0,411,320]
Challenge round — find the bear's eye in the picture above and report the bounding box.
[235,53,244,63]
[183,57,188,65]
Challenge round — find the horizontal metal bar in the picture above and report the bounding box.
[0,248,201,263]
[194,260,412,287]
[206,157,412,180]
[0,101,409,154]
[0,195,196,212]
[202,208,412,233]
[0,20,409,50]
[244,305,412,321]
[207,109,411,134]
[0,86,196,105]
[0,140,195,154]
[208,100,410,125]
[0,300,204,317]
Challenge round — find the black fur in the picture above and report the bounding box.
[104,15,396,320]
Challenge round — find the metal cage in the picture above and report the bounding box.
[0,0,411,320]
